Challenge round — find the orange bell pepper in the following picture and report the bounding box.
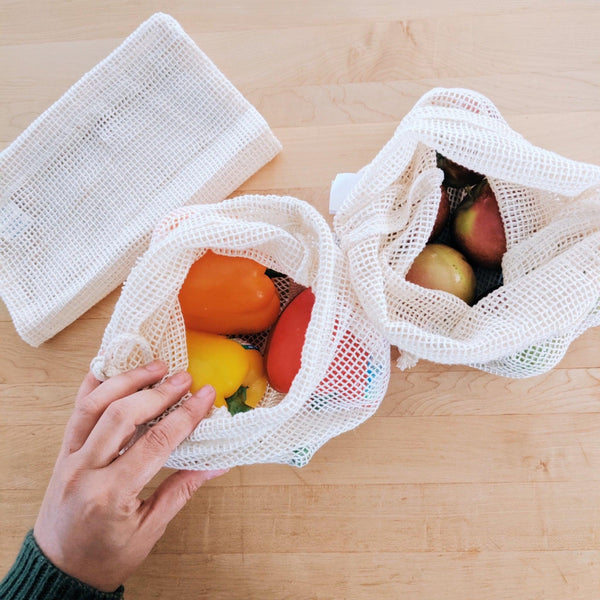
[179,250,280,334]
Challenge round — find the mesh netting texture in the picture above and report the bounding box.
[334,88,600,378]
[90,196,391,469]
[0,13,281,346]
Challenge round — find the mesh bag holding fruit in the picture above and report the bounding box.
[90,195,390,469]
[333,87,600,377]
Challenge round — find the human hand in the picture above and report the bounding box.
[33,361,226,592]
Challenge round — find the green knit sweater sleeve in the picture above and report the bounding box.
[0,531,124,600]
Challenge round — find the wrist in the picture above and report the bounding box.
[0,531,124,600]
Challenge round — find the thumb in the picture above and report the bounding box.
[141,468,229,532]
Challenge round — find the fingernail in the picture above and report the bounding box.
[145,360,165,372]
[170,371,191,385]
[193,384,216,402]
[205,468,230,480]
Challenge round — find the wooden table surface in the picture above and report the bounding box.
[2,2,600,598]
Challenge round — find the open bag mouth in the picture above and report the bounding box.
[332,88,600,377]
[91,195,392,469]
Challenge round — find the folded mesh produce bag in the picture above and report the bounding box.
[91,196,391,469]
[333,87,600,377]
[0,13,281,346]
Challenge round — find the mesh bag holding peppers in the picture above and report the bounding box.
[333,87,600,377]
[91,195,390,469]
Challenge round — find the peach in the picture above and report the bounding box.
[406,243,476,304]
[452,180,506,269]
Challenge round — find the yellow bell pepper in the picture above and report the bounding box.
[186,330,267,415]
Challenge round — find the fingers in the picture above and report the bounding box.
[80,371,195,467]
[60,372,101,454]
[113,385,216,493]
[76,371,102,400]
[63,361,168,454]
[140,468,229,534]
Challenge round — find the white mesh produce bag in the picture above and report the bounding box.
[0,13,281,346]
[90,196,390,469]
[333,87,600,378]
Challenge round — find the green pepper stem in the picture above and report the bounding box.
[225,386,252,415]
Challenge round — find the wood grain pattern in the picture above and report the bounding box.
[1,2,600,598]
